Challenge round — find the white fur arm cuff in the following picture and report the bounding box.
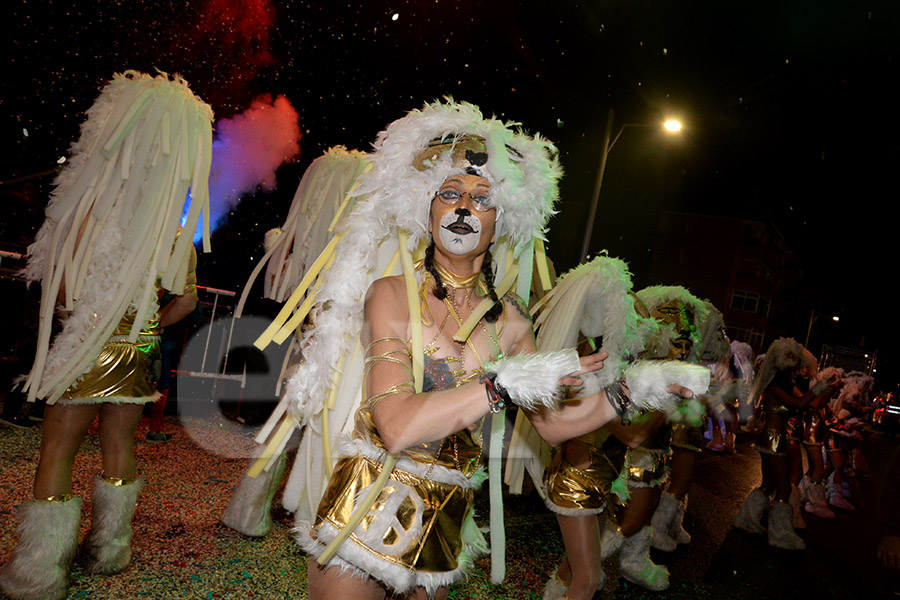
[485,349,582,412]
[624,361,711,416]
[810,379,830,397]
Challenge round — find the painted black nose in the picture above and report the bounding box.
[455,207,471,217]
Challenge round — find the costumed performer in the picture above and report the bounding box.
[502,257,709,600]
[0,71,213,600]
[598,285,708,591]
[650,299,731,552]
[221,144,370,536]
[798,366,842,519]
[733,337,842,550]
[823,373,871,511]
[223,101,700,600]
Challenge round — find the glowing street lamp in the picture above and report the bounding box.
[805,309,840,347]
[663,119,683,133]
[580,109,684,262]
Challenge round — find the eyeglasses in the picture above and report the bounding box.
[435,188,495,212]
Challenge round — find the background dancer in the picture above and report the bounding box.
[0,72,213,600]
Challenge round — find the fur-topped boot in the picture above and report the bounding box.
[767,501,805,550]
[649,492,678,551]
[542,563,605,600]
[788,484,806,529]
[804,481,835,518]
[826,478,855,511]
[0,496,83,600]
[221,447,288,536]
[542,566,570,600]
[799,474,811,503]
[671,494,691,544]
[733,487,768,535]
[81,476,143,574]
[618,527,669,591]
[600,523,625,560]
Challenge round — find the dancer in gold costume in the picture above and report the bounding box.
[0,71,213,600]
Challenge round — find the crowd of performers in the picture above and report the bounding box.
[0,72,887,600]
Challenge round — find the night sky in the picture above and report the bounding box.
[3,1,899,387]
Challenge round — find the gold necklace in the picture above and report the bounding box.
[432,261,481,289]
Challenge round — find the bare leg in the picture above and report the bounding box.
[667,447,696,499]
[804,444,826,482]
[830,448,847,487]
[97,403,144,478]
[554,513,606,599]
[761,454,791,502]
[404,586,448,600]
[307,559,387,600]
[619,486,661,536]
[33,402,102,497]
[787,440,803,486]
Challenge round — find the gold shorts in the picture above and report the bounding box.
[60,335,161,405]
[543,444,626,516]
[754,428,789,456]
[298,438,483,596]
[626,446,671,488]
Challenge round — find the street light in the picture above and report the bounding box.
[805,308,839,347]
[579,108,683,262]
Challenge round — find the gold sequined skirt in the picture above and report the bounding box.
[543,443,626,515]
[60,335,161,404]
[300,438,481,594]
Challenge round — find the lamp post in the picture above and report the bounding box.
[805,309,839,347]
[579,108,683,262]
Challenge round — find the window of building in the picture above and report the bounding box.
[730,290,771,316]
[728,325,763,348]
[731,290,759,313]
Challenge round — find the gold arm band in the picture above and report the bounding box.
[365,336,410,352]
[367,381,416,408]
[102,475,137,486]
[365,352,414,371]
[36,493,74,503]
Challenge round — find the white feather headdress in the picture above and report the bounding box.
[23,71,213,403]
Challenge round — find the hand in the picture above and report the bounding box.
[559,351,608,387]
[666,384,694,399]
[878,535,900,571]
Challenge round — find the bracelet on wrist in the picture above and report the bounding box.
[605,380,637,425]
[481,372,509,413]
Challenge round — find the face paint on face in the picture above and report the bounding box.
[438,209,483,255]
[651,299,693,360]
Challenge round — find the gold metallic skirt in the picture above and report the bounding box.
[60,335,161,405]
[543,443,625,516]
[753,428,789,456]
[298,438,483,595]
